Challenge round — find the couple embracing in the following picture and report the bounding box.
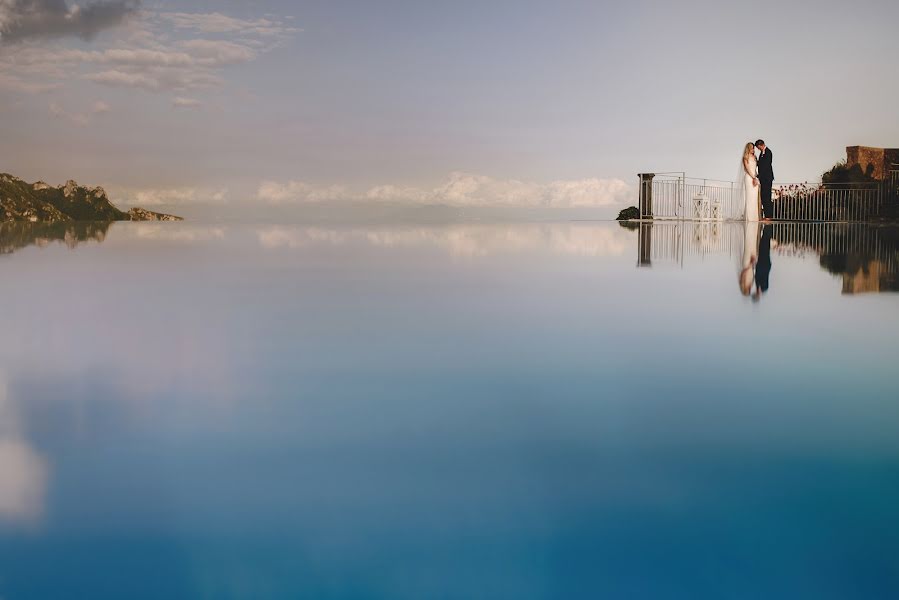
[738,139,774,221]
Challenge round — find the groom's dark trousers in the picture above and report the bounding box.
[755,224,772,292]
[758,148,774,219]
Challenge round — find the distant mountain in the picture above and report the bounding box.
[0,173,182,222]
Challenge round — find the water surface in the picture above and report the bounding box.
[1,220,898,599]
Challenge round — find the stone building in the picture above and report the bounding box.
[845,146,899,180]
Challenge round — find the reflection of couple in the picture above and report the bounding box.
[739,223,773,299]
[737,140,774,221]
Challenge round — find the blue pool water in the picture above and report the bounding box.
[1,221,897,599]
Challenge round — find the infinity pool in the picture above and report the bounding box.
[1,220,897,599]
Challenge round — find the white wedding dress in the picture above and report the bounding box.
[739,220,760,285]
[736,153,760,221]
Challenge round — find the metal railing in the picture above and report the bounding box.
[772,183,881,221]
[890,167,899,203]
[639,174,743,221]
[638,172,897,222]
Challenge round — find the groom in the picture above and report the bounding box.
[755,139,774,220]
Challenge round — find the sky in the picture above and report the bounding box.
[1,0,898,217]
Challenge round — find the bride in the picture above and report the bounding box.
[736,142,761,221]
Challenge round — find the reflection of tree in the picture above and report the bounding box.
[773,224,899,294]
[820,248,899,294]
[0,221,113,255]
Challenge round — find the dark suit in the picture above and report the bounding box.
[755,224,772,292]
[757,147,774,219]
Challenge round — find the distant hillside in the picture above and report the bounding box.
[0,173,182,222]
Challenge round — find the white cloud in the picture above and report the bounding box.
[85,67,222,92]
[365,184,430,203]
[172,96,201,109]
[85,68,159,90]
[134,188,199,205]
[178,39,257,66]
[0,71,61,93]
[257,172,632,208]
[545,178,632,207]
[91,47,194,67]
[48,100,100,125]
[159,11,299,37]
[0,0,139,44]
[425,172,631,207]
[0,9,297,95]
[112,186,228,206]
[256,180,349,204]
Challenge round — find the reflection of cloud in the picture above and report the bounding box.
[0,439,47,523]
[0,375,47,525]
[257,172,632,208]
[257,226,345,248]
[256,224,630,258]
[133,224,226,242]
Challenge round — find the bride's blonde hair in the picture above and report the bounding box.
[743,142,755,160]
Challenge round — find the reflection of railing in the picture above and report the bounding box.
[636,221,744,266]
[771,222,899,271]
[639,173,893,222]
[636,221,899,293]
[772,223,899,293]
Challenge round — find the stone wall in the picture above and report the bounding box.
[846,146,899,180]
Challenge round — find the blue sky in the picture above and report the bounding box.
[1,0,897,215]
